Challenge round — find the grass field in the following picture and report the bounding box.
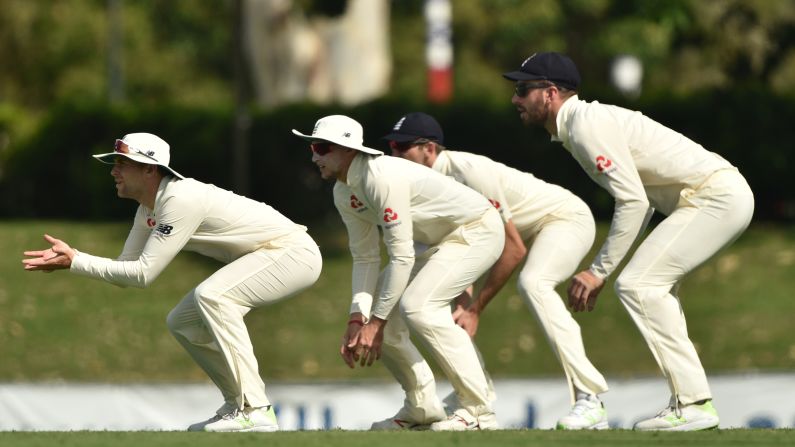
[1,219,794,382]
[1,429,794,447]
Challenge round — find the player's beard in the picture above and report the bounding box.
[521,99,550,126]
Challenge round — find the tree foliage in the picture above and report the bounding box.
[0,0,793,110]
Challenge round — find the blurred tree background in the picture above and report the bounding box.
[0,0,794,222]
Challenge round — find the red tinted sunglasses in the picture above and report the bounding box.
[114,139,130,154]
[310,142,334,156]
[114,139,158,161]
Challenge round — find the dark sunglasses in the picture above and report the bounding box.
[310,142,334,156]
[389,138,430,152]
[514,82,554,97]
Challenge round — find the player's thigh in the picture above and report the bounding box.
[199,246,321,309]
[402,241,498,312]
[621,193,751,287]
[522,217,594,285]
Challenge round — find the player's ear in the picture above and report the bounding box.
[143,164,159,176]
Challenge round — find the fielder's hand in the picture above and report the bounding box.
[349,317,386,367]
[22,234,76,272]
[340,316,365,369]
[453,307,480,338]
[567,269,605,312]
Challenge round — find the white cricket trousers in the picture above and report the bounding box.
[517,196,608,402]
[380,207,505,422]
[166,231,322,414]
[614,169,754,405]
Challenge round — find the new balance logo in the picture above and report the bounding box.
[156,224,174,235]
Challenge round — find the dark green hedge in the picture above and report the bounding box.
[1,89,793,222]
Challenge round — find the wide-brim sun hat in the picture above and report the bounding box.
[93,132,185,179]
[292,115,383,155]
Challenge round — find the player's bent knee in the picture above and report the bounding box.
[517,275,555,302]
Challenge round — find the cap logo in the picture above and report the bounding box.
[343,132,351,138]
[146,151,156,157]
[392,116,407,131]
[521,53,537,68]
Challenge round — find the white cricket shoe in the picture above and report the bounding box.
[370,408,440,431]
[429,408,498,431]
[203,406,279,432]
[187,414,222,432]
[370,416,430,431]
[556,394,609,430]
[633,398,719,431]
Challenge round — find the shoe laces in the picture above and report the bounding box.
[656,397,682,419]
[221,408,246,421]
[569,396,597,416]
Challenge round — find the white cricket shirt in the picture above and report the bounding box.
[71,176,308,287]
[431,150,581,233]
[334,153,494,320]
[553,95,734,278]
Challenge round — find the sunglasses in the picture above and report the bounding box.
[310,142,334,156]
[389,138,430,152]
[514,82,554,97]
[114,139,158,161]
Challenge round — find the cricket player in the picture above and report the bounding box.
[504,52,755,431]
[293,115,505,431]
[384,111,609,430]
[22,132,322,432]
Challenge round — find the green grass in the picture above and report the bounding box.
[2,219,794,382]
[0,429,793,447]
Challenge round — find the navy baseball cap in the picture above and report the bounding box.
[503,52,581,90]
[382,112,444,144]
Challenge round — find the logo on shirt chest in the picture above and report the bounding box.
[595,155,617,175]
[156,223,174,235]
[350,194,364,209]
[146,218,156,228]
[350,194,369,213]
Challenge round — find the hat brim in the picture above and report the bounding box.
[381,132,421,143]
[502,72,578,90]
[291,129,383,155]
[93,153,185,179]
[502,71,548,81]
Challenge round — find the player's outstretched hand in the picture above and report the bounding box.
[22,234,76,272]
[567,269,605,312]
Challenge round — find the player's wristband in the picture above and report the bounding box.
[347,319,364,326]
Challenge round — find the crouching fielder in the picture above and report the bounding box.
[505,51,754,431]
[294,115,505,431]
[22,133,322,432]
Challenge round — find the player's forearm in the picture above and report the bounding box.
[591,198,650,278]
[469,240,526,314]
[70,251,158,288]
[370,256,414,319]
